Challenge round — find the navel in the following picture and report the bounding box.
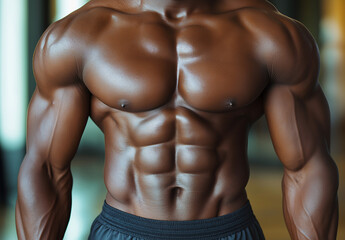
[171,186,183,198]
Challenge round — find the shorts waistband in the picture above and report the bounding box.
[97,201,258,239]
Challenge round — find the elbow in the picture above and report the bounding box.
[17,155,35,191]
[325,155,339,192]
[279,149,307,172]
[17,153,54,195]
[17,154,43,199]
[283,151,339,193]
[17,154,73,205]
[308,152,339,190]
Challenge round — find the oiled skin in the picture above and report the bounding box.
[16,0,339,239]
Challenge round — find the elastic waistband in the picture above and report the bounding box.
[97,201,257,239]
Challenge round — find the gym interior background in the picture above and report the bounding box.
[0,0,344,239]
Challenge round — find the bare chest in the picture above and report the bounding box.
[82,12,268,113]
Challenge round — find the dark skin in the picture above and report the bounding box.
[16,0,339,239]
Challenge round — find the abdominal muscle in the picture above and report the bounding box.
[97,107,251,221]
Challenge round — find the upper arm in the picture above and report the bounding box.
[25,19,90,171]
[262,17,332,171]
[261,18,339,239]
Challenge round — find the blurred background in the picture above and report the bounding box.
[0,0,343,239]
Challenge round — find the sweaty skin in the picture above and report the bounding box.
[16,0,339,239]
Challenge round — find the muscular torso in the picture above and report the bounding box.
[63,0,274,220]
[16,0,338,238]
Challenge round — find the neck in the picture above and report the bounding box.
[138,0,221,18]
[87,0,273,17]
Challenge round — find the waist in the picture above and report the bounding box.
[95,200,259,239]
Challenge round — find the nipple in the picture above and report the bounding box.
[119,99,129,109]
[225,99,235,109]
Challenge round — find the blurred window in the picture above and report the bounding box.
[53,0,89,21]
[0,0,28,150]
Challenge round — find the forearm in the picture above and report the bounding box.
[16,156,73,240]
[282,154,338,240]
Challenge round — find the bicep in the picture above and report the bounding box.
[264,83,331,171]
[26,86,89,170]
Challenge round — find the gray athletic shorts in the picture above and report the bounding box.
[88,201,265,240]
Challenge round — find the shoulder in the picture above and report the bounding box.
[35,5,114,54]
[228,1,318,64]
[238,5,317,52]
[33,6,117,91]
[34,2,129,64]
[237,7,319,92]
[33,15,80,94]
